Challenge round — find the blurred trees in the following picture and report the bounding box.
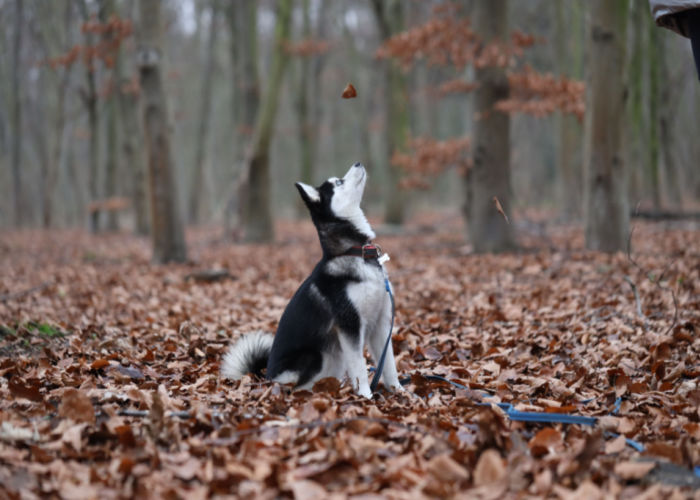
[466,0,516,252]
[0,0,699,254]
[583,0,630,252]
[138,0,187,263]
[241,0,293,242]
[188,0,219,225]
[372,0,410,225]
[9,0,23,227]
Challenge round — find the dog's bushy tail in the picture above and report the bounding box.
[221,331,274,380]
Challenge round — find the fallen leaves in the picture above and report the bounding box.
[58,388,95,425]
[0,218,698,497]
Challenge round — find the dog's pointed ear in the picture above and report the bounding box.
[295,182,320,206]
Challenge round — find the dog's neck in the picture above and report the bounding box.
[315,218,375,260]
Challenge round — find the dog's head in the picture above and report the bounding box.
[296,163,375,255]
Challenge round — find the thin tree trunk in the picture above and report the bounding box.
[242,0,293,242]
[294,0,312,216]
[225,1,260,238]
[297,0,312,182]
[100,0,121,231]
[583,0,630,252]
[189,0,220,224]
[658,35,683,209]
[554,1,583,219]
[138,0,187,263]
[119,81,150,235]
[77,0,101,233]
[647,19,661,210]
[372,0,409,225]
[466,0,516,253]
[625,3,645,205]
[10,0,24,227]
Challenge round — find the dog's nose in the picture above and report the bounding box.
[353,162,363,168]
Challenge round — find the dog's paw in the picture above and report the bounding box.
[357,387,373,399]
[383,380,405,393]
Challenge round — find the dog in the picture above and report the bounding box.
[221,163,402,397]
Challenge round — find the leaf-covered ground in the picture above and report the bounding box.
[1,214,698,499]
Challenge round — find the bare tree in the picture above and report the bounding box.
[224,0,260,237]
[138,0,187,263]
[554,0,583,219]
[241,0,293,242]
[10,0,24,227]
[583,0,630,252]
[372,0,410,225]
[188,0,220,224]
[465,0,516,253]
[102,0,121,231]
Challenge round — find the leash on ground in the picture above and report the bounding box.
[367,275,647,454]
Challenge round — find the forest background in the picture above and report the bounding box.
[1,0,698,247]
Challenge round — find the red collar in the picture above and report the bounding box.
[342,243,382,260]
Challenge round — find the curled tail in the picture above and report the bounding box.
[221,331,274,380]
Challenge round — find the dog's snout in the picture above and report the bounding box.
[353,162,363,168]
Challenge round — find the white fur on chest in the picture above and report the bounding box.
[345,263,388,322]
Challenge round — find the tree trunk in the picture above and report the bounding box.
[77,0,101,233]
[241,0,293,243]
[658,35,683,209]
[101,0,121,232]
[583,0,630,253]
[296,0,312,183]
[647,19,661,210]
[119,81,150,235]
[372,0,409,225]
[224,1,260,238]
[466,0,516,253]
[10,0,24,227]
[138,0,187,263]
[188,0,220,224]
[554,0,583,219]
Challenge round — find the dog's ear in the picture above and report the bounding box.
[295,182,320,207]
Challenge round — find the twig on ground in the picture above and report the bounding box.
[626,206,679,337]
[623,276,645,321]
[0,281,53,303]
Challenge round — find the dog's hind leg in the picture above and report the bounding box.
[338,331,372,398]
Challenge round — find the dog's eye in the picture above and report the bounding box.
[335,179,344,187]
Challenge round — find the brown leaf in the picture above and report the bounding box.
[90,358,110,370]
[341,82,357,99]
[427,453,469,483]
[289,479,327,500]
[614,461,656,480]
[604,434,627,455]
[473,448,505,486]
[528,428,562,457]
[59,388,95,425]
[8,377,43,402]
[492,196,509,224]
[643,442,683,465]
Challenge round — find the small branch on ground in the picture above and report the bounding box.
[626,207,679,337]
[0,281,53,303]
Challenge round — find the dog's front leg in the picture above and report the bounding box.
[367,297,403,392]
[338,332,372,398]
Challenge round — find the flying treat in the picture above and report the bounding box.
[341,83,357,99]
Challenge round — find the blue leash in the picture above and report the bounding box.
[366,273,648,454]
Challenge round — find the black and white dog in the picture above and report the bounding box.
[221,163,402,397]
